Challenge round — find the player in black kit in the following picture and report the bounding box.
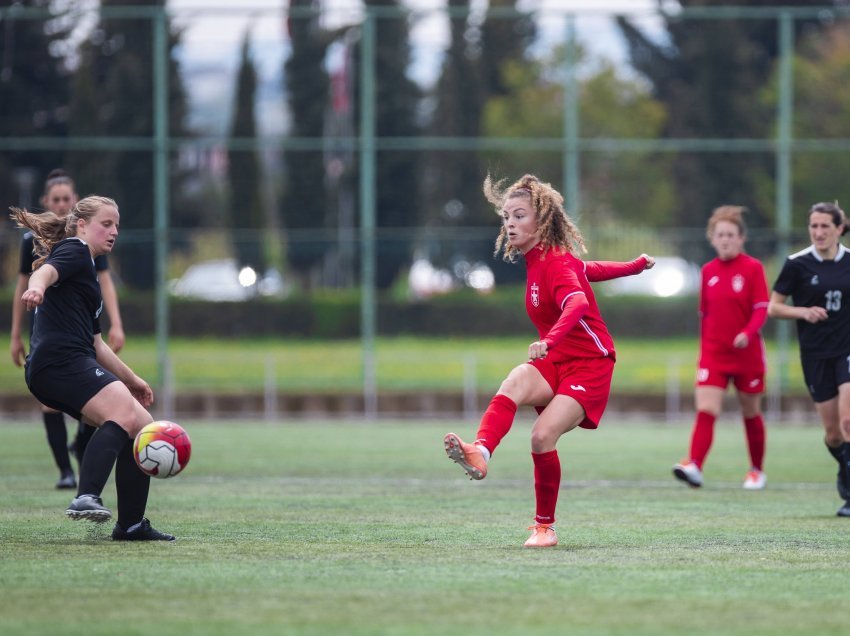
[769,202,850,517]
[10,169,125,489]
[10,196,174,541]
[10,168,125,489]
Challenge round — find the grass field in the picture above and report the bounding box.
[0,418,846,635]
[0,336,806,395]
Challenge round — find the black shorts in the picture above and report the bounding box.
[25,357,119,420]
[801,354,850,403]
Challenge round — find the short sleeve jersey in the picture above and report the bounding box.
[524,244,615,363]
[772,244,850,359]
[699,253,768,369]
[26,238,104,376]
[19,232,108,275]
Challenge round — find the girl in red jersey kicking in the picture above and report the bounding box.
[672,206,770,490]
[443,174,654,547]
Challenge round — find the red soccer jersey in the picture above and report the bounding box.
[524,244,615,363]
[699,253,768,370]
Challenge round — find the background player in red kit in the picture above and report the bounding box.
[673,206,769,490]
[443,174,655,548]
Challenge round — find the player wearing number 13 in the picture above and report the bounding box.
[768,202,850,517]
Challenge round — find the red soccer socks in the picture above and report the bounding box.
[475,394,517,455]
[532,449,561,525]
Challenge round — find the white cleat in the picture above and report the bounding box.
[743,469,766,490]
[672,461,704,488]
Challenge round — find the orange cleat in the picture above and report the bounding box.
[443,432,487,480]
[523,523,557,548]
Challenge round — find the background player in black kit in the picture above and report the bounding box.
[11,196,174,541]
[768,202,850,517]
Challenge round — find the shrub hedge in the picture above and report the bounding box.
[0,283,701,338]
[74,290,700,339]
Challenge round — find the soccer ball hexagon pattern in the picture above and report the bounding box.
[133,421,192,479]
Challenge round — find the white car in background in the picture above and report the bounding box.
[601,256,700,298]
[170,259,285,301]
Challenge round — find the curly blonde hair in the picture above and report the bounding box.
[10,195,117,269]
[483,173,585,262]
[706,205,747,240]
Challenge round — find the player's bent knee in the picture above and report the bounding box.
[529,426,559,453]
[499,365,547,403]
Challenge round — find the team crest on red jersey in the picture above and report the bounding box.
[732,274,744,293]
[531,283,540,307]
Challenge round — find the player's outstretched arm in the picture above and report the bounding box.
[584,254,655,282]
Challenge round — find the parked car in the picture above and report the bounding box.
[601,256,700,297]
[170,259,285,301]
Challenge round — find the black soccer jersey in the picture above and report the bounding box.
[19,232,108,275]
[773,244,850,359]
[26,238,104,376]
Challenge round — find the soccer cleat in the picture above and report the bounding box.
[672,460,704,488]
[837,501,850,518]
[111,518,175,541]
[65,494,112,523]
[443,432,487,480]
[743,469,767,490]
[55,469,77,490]
[523,523,558,548]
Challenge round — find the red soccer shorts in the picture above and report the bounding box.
[695,364,764,394]
[528,355,615,429]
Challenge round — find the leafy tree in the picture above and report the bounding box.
[617,0,840,236]
[65,0,190,289]
[227,32,265,272]
[0,1,74,282]
[768,23,850,227]
[481,46,671,243]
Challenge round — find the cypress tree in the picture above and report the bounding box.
[365,0,422,290]
[281,0,330,289]
[227,31,265,272]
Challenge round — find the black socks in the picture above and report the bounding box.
[43,411,72,473]
[826,441,850,500]
[76,420,151,529]
[77,421,130,497]
[115,437,151,530]
[72,420,96,464]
